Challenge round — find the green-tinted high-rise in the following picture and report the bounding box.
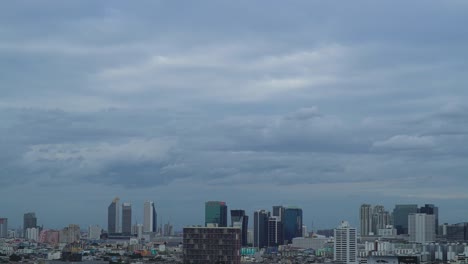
[205,201,228,227]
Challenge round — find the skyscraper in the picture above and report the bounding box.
[107,197,120,234]
[408,213,435,243]
[268,216,283,247]
[205,201,228,227]
[360,204,373,236]
[393,204,418,235]
[122,203,132,235]
[23,212,37,237]
[254,210,270,248]
[0,218,7,238]
[231,209,249,246]
[283,207,303,244]
[334,221,357,264]
[419,204,439,235]
[143,201,157,233]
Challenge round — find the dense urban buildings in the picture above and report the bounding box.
[183,226,241,264]
[230,209,248,246]
[204,201,227,227]
[419,204,439,234]
[107,197,120,234]
[121,203,132,235]
[334,221,357,264]
[360,204,391,237]
[143,201,157,233]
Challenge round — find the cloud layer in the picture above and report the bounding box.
[1,1,468,230]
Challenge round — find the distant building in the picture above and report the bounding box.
[59,224,81,244]
[367,256,418,264]
[26,227,40,241]
[205,201,227,227]
[268,216,283,247]
[419,204,439,235]
[88,225,102,240]
[143,201,157,233]
[230,209,249,246]
[0,218,7,238]
[393,204,418,235]
[39,229,59,245]
[334,221,357,264]
[23,212,37,237]
[122,203,132,235]
[408,213,435,243]
[445,222,468,242]
[360,204,373,236]
[283,207,303,243]
[292,237,330,250]
[378,225,397,238]
[254,210,270,248]
[183,226,241,264]
[107,197,120,234]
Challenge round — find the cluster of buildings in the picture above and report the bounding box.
[1,201,468,264]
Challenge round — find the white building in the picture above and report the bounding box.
[378,225,397,238]
[143,201,156,233]
[334,221,357,264]
[408,213,435,243]
[88,225,102,240]
[26,227,39,241]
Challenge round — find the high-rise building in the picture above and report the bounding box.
[334,221,357,264]
[88,225,102,240]
[445,222,468,242]
[419,204,439,235]
[408,213,435,243]
[268,216,283,247]
[26,227,39,241]
[254,210,270,248]
[183,226,241,264]
[360,204,373,236]
[23,212,37,237]
[59,224,81,244]
[122,203,132,235]
[393,204,418,235]
[231,209,249,246]
[107,197,120,234]
[205,201,227,227]
[283,207,303,243]
[0,218,7,238]
[143,201,157,233]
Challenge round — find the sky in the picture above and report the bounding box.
[1,1,468,231]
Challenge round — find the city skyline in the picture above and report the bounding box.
[1,1,468,231]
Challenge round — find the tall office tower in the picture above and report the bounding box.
[108,197,120,234]
[205,201,228,227]
[23,212,37,237]
[143,201,157,233]
[334,221,357,264]
[183,226,241,264]
[283,207,303,244]
[409,213,435,243]
[393,204,418,235]
[360,204,373,236]
[152,202,157,232]
[268,216,283,247]
[0,218,7,238]
[419,204,439,235]
[254,210,270,248]
[273,206,285,221]
[231,209,249,246]
[122,203,132,235]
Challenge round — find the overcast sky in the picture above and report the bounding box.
[1,1,468,231]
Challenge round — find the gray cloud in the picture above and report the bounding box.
[1,0,468,229]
